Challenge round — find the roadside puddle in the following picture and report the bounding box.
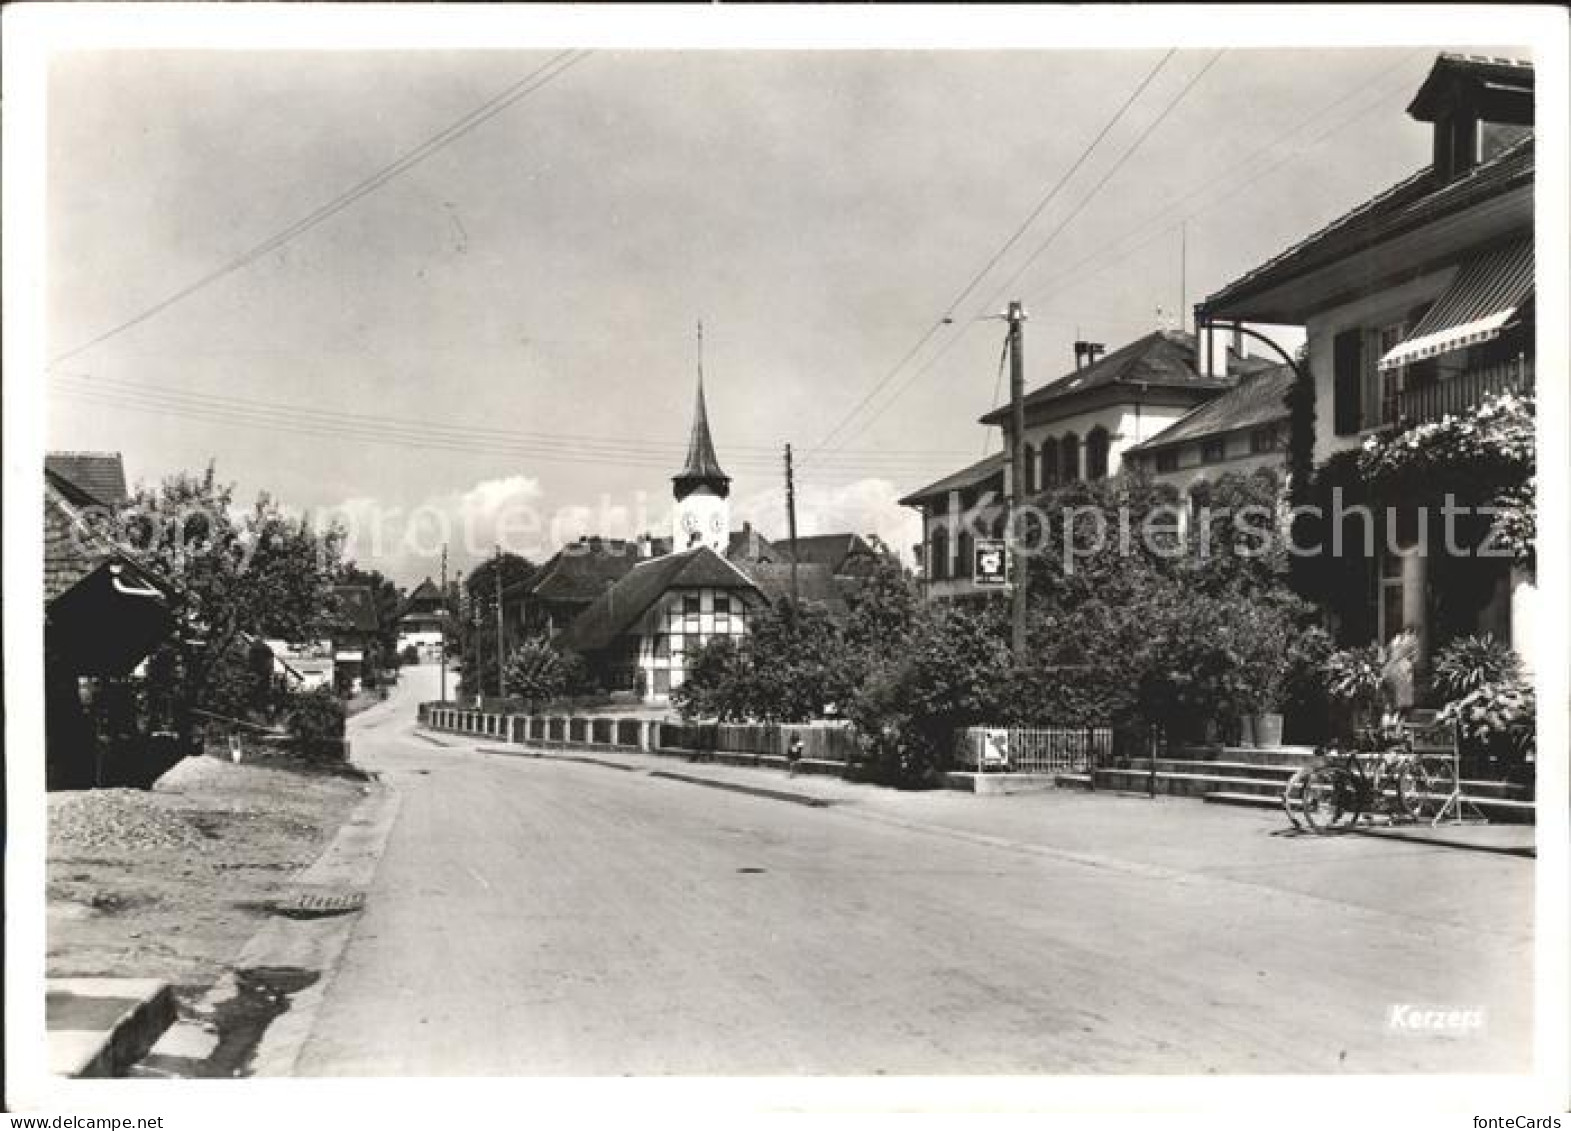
[192,966,320,1078]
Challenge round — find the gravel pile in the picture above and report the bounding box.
[49,790,214,855]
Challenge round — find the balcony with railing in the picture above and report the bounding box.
[1383,355,1534,427]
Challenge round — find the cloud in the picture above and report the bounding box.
[321,476,545,582]
[327,472,919,587]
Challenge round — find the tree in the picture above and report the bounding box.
[459,552,537,698]
[848,601,1010,786]
[672,601,854,723]
[340,563,404,679]
[122,463,346,728]
[840,549,921,669]
[1004,469,1320,744]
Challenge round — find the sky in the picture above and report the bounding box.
[38,24,1526,586]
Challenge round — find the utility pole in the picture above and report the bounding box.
[1008,301,1028,660]
[494,544,506,700]
[784,443,800,605]
[1180,221,1187,334]
[439,543,449,704]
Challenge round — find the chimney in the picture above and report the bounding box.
[1194,323,1229,379]
[1073,340,1106,370]
[637,533,653,559]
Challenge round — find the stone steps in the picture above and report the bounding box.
[1089,765,1533,824]
[1173,745,1320,767]
[1121,759,1531,801]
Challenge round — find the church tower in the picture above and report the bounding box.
[671,333,731,553]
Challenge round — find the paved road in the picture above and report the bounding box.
[299,665,1532,1075]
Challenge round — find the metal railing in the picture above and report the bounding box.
[1383,356,1532,427]
[956,726,1113,774]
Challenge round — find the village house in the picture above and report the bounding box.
[396,577,448,658]
[1197,52,1537,689]
[529,373,874,704]
[44,452,183,789]
[1121,362,1294,506]
[328,584,381,693]
[901,329,1270,596]
[501,522,797,647]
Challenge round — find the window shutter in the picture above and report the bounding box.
[1333,328,1363,435]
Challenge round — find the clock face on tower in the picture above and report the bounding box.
[682,512,701,535]
[709,514,723,537]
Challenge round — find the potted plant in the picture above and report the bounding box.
[1323,642,1385,741]
[1322,632,1421,746]
[1235,600,1294,748]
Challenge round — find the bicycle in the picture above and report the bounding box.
[1289,726,1456,834]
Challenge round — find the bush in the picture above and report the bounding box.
[283,685,346,757]
[1433,635,1533,769]
[504,637,568,705]
[400,643,421,666]
[1431,634,1521,700]
[1438,680,1535,764]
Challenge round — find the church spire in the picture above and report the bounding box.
[673,321,730,499]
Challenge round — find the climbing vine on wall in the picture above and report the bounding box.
[1356,389,1536,570]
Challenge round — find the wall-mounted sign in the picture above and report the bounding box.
[974,539,1008,586]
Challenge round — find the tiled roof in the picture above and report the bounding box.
[405,578,441,601]
[978,330,1266,426]
[512,541,643,606]
[398,577,446,621]
[738,561,849,614]
[1202,135,1534,316]
[330,585,380,633]
[44,472,173,605]
[1126,364,1295,455]
[1408,54,1533,120]
[553,546,761,654]
[45,451,128,508]
[785,533,878,574]
[898,453,1007,508]
[726,527,792,563]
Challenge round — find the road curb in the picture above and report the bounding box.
[135,779,403,1078]
[480,746,642,773]
[646,769,832,807]
[476,741,837,806]
[1349,826,1535,858]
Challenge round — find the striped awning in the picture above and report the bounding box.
[1379,238,1534,371]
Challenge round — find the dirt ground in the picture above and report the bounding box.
[47,754,369,988]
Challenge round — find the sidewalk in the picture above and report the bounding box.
[453,730,1538,870]
[425,728,1534,987]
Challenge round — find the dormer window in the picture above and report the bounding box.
[1408,55,1533,181]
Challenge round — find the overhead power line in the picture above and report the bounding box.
[50,50,592,367]
[48,375,963,475]
[49,372,966,462]
[824,48,1418,456]
[820,50,1225,457]
[801,49,1176,466]
[970,50,1225,320]
[1022,49,1431,312]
